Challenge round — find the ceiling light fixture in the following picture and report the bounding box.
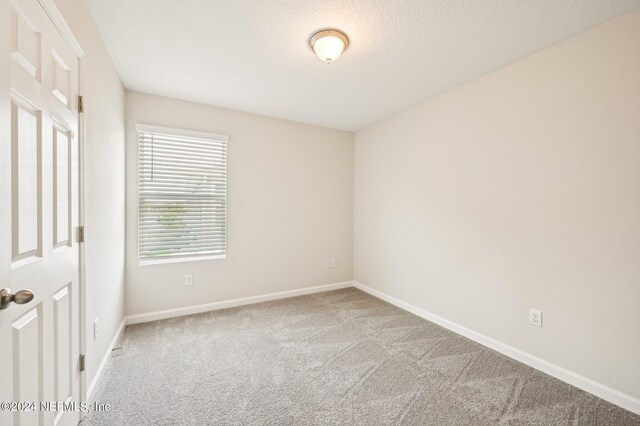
[309,29,349,63]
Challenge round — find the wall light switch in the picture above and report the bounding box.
[330,259,336,268]
[93,318,99,340]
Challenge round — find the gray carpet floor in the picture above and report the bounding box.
[83,288,640,425]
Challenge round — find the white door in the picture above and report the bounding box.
[0,0,81,424]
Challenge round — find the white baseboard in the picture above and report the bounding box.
[86,317,126,401]
[353,281,640,415]
[125,281,353,325]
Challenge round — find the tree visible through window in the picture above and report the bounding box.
[137,125,227,264]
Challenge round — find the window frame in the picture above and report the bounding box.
[136,123,228,266]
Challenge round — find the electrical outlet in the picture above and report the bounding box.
[184,274,194,286]
[529,309,542,327]
[330,259,336,268]
[93,318,99,340]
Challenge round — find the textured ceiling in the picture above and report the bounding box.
[86,0,640,131]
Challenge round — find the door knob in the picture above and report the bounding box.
[0,288,35,310]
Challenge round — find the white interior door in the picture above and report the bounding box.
[0,0,81,425]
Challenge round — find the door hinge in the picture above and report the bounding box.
[78,95,84,113]
[79,354,85,372]
[78,226,85,243]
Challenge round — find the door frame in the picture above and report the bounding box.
[35,0,89,404]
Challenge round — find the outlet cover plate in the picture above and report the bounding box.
[529,309,542,327]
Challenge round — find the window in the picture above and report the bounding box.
[137,125,227,264]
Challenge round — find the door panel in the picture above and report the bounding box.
[52,284,72,424]
[1,0,81,425]
[53,124,71,247]
[12,307,43,425]
[10,7,42,81]
[11,96,42,259]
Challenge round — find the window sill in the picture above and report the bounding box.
[138,254,226,266]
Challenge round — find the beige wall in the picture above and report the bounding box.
[125,91,353,316]
[354,7,640,401]
[54,0,126,395]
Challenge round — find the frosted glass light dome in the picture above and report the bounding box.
[309,29,349,63]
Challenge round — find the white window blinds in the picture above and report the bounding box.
[137,125,228,264]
